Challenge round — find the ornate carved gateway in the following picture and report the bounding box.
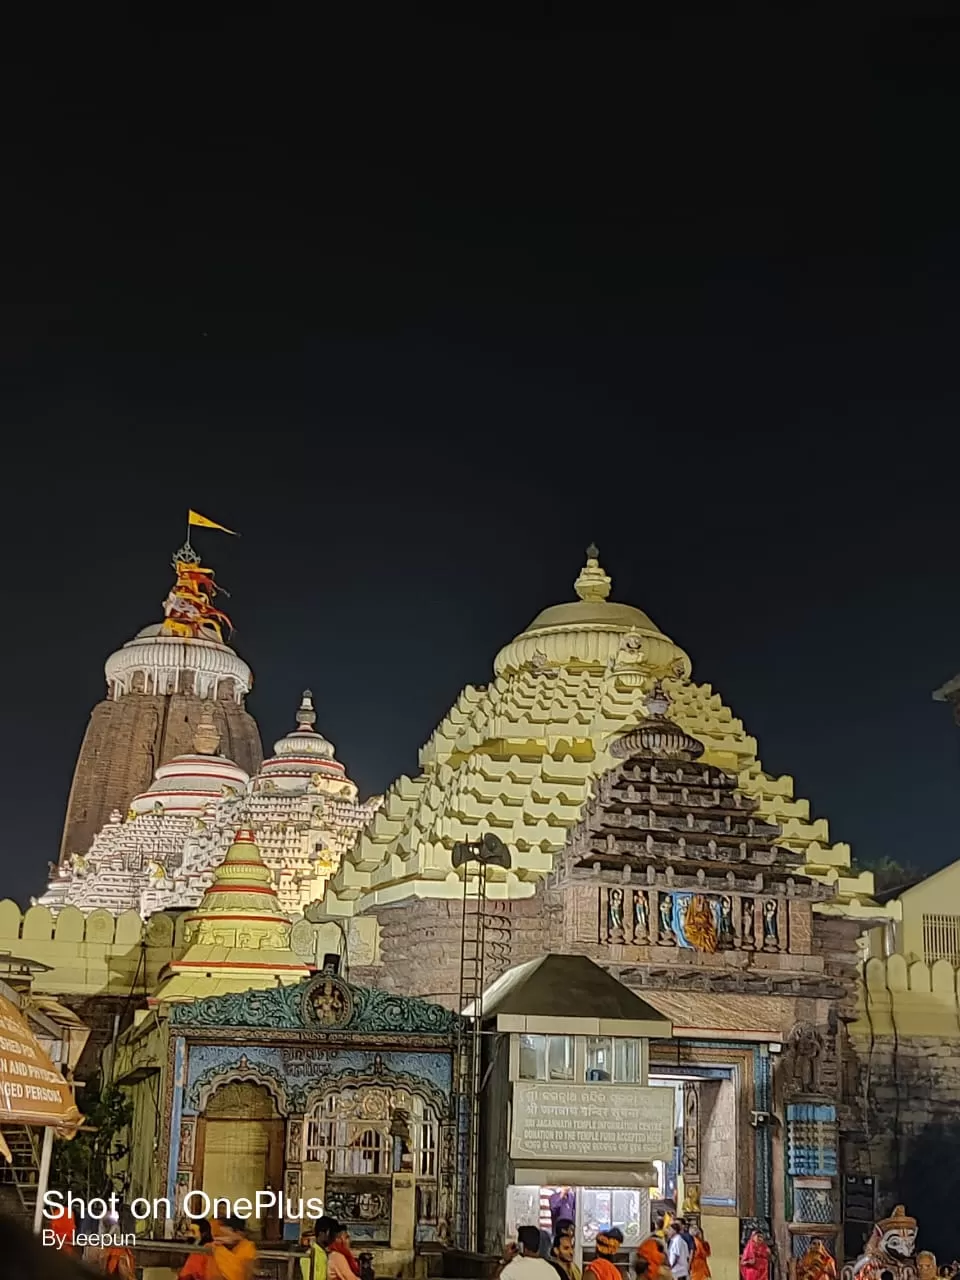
[117,973,459,1250]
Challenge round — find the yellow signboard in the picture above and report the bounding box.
[0,994,81,1135]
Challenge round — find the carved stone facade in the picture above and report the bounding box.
[368,695,866,1265]
[61,691,262,865]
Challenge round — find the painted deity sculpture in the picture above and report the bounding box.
[841,1205,919,1280]
[607,887,625,937]
[634,889,650,940]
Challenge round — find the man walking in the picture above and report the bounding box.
[667,1222,690,1280]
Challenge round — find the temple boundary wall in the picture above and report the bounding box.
[0,900,180,996]
[850,954,960,1039]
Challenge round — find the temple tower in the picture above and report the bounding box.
[153,827,310,1003]
[59,543,263,863]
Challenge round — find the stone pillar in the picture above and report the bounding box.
[390,1171,416,1250]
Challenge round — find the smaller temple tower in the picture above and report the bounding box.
[152,828,310,1004]
[60,543,263,863]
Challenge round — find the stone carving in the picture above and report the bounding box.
[742,899,756,948]
[607,887,625,939]
[682,1082,699,1176]
[719,895,735,947]
[633,889,650,942]
[658,894,676,944]
[787,1022,822,1094]
[303,976,354,1028]
[171,974,460,1035]
[762,900,780,951]
[178,1118,195,1167]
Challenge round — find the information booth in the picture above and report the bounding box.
[473,955,675,1269]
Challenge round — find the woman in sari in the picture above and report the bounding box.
[740,1231,770,1280]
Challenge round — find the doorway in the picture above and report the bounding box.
[196,1081,284,1241]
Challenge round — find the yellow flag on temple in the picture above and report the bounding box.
[188,509,238,535]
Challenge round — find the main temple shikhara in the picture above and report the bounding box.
[7,539,953,1278]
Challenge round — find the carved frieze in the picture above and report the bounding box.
[170,975,460,1035]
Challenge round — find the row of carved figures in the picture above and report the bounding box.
[604,886,783,953]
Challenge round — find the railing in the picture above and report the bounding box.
[130,1239,311,1279]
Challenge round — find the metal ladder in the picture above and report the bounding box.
[0,1125,41,1225]
[452,861,491,1252]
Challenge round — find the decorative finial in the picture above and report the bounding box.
[643,680,671,719]
[172,541,201,568]
[574,545,612,603]
[610,680,704,761]
[193,704,221,756]
[296,690,317,731]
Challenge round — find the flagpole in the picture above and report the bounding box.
[185,510,192,551]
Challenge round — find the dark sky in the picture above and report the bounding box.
[3,15,960,904]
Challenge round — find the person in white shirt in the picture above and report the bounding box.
[501,1226,566,1280]
[666,1224,690,1280]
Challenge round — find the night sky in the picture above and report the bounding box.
[4,16,960,905]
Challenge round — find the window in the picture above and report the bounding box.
[519,1035,573,1081]
[304,1086,441,1221]
[519,1034,547,1080]
[548,1036,574,1080]
[614,1038,642,1083]
[586,1036,612,1081]
[922,914,960,965]
[518,1035,644,1082]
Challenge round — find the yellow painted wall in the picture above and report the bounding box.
[850,955,960,1039]
[0,900,179,997]
[701,1214,739,1280]
[894,863,960,963]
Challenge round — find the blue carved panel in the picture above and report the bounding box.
[184,1043,453,1116]
[786,1104,838,1177]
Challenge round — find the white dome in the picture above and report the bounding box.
[105,631,253,702]
[129,753,250,817]
[257,691,347,791]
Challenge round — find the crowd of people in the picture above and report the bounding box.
[499,1210,712,1280]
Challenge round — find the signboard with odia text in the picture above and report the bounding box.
[0,994,81,1131]
[510,1083,674,1163]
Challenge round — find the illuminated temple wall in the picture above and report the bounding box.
[847,956,960,1245]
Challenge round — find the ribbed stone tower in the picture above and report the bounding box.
[59,544,263,863]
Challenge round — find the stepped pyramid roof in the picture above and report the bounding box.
[152,827,309,1004]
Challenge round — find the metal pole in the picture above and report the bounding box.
[33,1127,54,1234]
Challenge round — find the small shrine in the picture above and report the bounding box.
[114,828,459,1271]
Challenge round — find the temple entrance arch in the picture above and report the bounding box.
[196,1081,284,1241]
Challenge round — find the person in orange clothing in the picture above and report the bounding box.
[587,1229,625,1280]
[689,1226,711,1280]
[179,1219,216,1279]
[46,1202,77,1254]
[103,1240,136,1279]
[210,1216,258,1280]
[636,1234,673,1280]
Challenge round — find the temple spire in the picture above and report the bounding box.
[296,690,318,732]
[574,545,612,603]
